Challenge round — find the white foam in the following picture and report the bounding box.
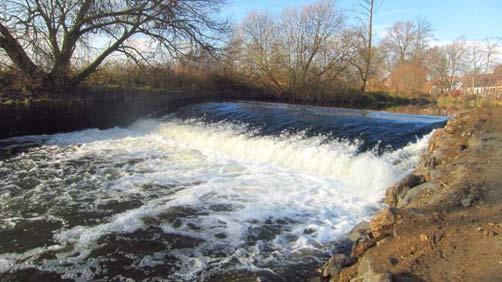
[0,117,433,279]
[0,258,14,273]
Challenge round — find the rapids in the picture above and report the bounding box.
[0,101,447,281]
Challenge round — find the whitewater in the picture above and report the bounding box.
[0,101,446,281]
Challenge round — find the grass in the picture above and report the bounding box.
[436,95,502,109]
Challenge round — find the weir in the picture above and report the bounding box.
[0,101,447,281]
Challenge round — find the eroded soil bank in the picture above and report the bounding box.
[319,106,502,281]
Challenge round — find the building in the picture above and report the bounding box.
[462,65,502,97]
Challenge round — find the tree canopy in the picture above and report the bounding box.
[0,0,227,91]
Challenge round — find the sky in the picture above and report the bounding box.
[224,0,502,42]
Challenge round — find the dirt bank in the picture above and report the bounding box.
[319,106,502,281]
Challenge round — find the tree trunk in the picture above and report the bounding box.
[0,23,40,78]
[360,78,368,92]
[361,0,374,93]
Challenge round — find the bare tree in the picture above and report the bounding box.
[427,38,467,95]
[411,16,434,62]
[381,17,434,94]
[239,12,283,89]
[389,62,427,95]
[382,20,416,66]
[445,38,466,92]
[464,43,483,95]
[481,38,500,93]
[351,0,381,92]
[237,0,351,97]
[427,46,449,94]
[279,0,349,94]
[0,0,227,93]
[382,18,433,66]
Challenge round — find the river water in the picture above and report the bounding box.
[0,101,447,281]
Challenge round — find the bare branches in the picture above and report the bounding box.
[351,0,381,91]
[0,21,40,76]
[0,0,227,90]
[236,0,350,95]
[381,17,433,69]
[426,39,466,95]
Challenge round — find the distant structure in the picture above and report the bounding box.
[461,65,502,97]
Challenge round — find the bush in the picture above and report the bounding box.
[0,68,32,97]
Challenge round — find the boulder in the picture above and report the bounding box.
[348,221,371,241]
[351,235,377,258]
[370,207,396,239]
[350,256,392,282]
[461,196,473,207]
[385,174,426,206]
[320,253,353,281]
[397,181,439,208]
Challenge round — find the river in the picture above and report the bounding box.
[0,101,447,281]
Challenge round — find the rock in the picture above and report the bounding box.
[403,174,427,189]
[321,254,353,280]
[444,124,454,134]
[431,232,444,244]
[348,221,371,241]
[397,182,439,208]
[420,234,429,242]
[461,197,473,207]
[351,235,377,258]
[484,230,497,236]
[422,155,439,169]
[370,207,396,239]
[385,174,426,206]
[350,256,392,282]
[350,273,392,282]
[376,237,390,247]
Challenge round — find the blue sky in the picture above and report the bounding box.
[223,0,502,42]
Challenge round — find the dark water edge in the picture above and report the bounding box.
[0,88,436,140]
[0,89,220,139]
[0,90,441,164]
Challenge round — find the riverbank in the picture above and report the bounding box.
[219,87,431,110]
[318,105,502,281]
